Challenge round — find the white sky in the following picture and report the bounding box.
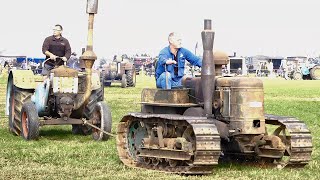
[1,0,320,59]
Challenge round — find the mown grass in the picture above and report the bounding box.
[0,73,319,180]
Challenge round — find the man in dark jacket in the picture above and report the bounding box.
[42,24,71,74]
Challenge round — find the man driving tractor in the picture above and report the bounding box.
[42,24,71,75]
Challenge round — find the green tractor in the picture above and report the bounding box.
[5,0,112,141]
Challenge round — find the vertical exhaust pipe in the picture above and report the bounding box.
[75,0,98,110]
[201,19,215,116]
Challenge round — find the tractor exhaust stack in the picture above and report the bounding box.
[201,19,215,117]
[75,0,99,109]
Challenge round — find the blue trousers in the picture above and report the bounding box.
[156,72,182,89]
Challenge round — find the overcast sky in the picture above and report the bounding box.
[1,0,320,59]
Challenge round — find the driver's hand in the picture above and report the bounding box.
[61,57,68,62]
[50,54,57,61]
[166,59,177,65]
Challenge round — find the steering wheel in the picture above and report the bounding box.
[43,57,64,67]
[42,57,67,70]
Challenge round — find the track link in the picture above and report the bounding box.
[265,114,313,167]
[117,113,221,174]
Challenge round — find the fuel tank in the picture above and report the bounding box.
[184,76,265,135]
[216,77,265,135]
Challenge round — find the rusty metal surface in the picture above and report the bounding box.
[265,114,313,167]
[40,117,84,125]
[139,149,192,161]
[201,19,215,116]
[223,114,312,167]
[116,113,221,174]
[213,51,229,65]
[123,62,134,70]
[140,102,199,107]
[213,51,229,76]
[51,66,78,77]
[125,112,207,121]
[216,77,263,88]
[216,77,265,135]
[182,77,203,103]
[141,88,190,104]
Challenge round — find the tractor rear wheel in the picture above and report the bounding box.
[21,102,39,140]
[8,85,33,136]
[72,78,104,135]
[92,102,112,141]
[310,65,320,80]
[126,70,136,87]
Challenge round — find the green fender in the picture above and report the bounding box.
[6,70,39,115]
[9,69,38,89]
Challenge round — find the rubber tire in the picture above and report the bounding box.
[293,71,302,80]
[126,70,136,87]
[20,102,40,140]
[310,65,320,80]
[72,76,104,135]
[8,85,33,136]
[121,74,127,88]
[92,102,112,141]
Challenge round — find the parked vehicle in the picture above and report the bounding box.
[101,58,136,88]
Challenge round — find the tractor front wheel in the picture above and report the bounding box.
[92,102,112,141]
[293,71,302,80]
[8,84,33,135]
[21,102,40,140]
[126,70,136,87]
[310,65,320,80]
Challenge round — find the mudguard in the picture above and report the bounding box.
[5,70,39,115]
[9,70,39,89]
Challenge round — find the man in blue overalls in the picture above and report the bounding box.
[155,32,202,89]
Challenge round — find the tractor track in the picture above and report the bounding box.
[117,113,221,174]
[265,114,313,167]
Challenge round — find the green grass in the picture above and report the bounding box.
[0,73,319,180]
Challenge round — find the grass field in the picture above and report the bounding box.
[0,73,319,180]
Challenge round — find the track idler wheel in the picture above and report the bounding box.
[127,121,147,161]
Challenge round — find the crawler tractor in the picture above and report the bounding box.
[116,19,312,174]
[6,0,112,141]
